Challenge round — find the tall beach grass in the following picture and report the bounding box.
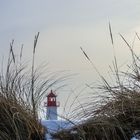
[52,29,140,140]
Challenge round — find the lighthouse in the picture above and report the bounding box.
[44,90,59,120]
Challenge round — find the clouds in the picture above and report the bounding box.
[0,0,140,84]
[0,0,139,30]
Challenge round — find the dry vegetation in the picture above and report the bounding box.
[0,33,47,140]
[52,31,140,140]
[2,28,140,140]
[0,33,67,140]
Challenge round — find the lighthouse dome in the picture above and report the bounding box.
[47,90,56,97]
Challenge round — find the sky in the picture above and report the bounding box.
[1,0,140,117]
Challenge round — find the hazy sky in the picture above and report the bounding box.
[1,0,140,116]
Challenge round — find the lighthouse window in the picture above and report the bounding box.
[49,97,55,102]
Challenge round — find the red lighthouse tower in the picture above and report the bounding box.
[44,90,59,120]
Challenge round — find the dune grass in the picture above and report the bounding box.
[52,30,140,140]
[0,33,68,140]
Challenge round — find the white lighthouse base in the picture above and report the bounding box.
[47,107,57,120]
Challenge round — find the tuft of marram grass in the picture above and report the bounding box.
[52,33,140,140]
[0,33,47,140]
[0,33,67,140]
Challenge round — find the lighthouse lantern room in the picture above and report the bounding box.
[44,90,59,120]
